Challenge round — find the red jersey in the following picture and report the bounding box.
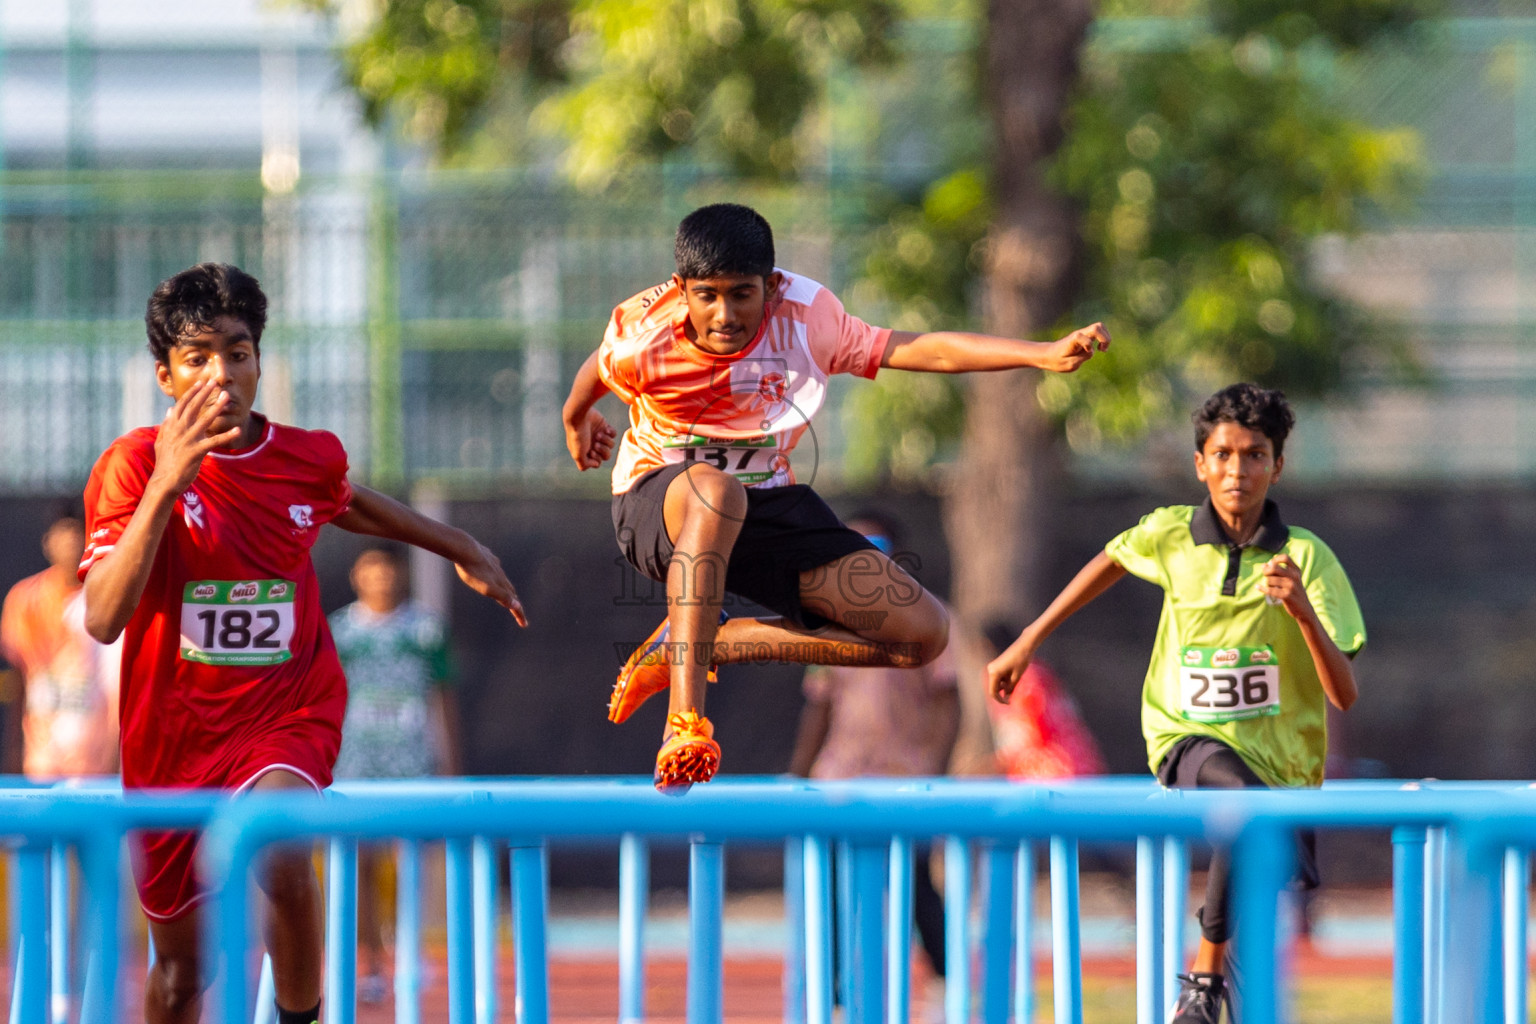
[79,419,353,792]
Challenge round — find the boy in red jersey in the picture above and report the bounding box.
[80,263,526,1024]
[563,203,1110,791]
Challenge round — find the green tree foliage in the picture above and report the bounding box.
[307,0,897,180]
[847,0,1426,476]
[311,0,1429,478]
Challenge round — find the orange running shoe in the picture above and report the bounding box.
[607,612,727,724]
[653,711,721,794]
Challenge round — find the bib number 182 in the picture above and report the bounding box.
[180,579,297,666]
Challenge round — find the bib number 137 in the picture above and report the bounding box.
[180,579,297,666]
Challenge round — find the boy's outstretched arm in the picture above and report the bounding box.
[562,351,617,471]
[882,322,1110,374]
[1260,556,1357,711]
[333,485,528,626]
[986,551,1127,702]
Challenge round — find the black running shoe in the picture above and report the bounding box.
[1171,972,1228,1024]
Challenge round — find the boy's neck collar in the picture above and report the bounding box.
[1190,497,1289,552]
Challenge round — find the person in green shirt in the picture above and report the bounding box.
[985,382,1365,1024]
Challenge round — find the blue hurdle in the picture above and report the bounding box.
[8,778,1536,1024]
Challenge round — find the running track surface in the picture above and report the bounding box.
[97,948,1396,1023]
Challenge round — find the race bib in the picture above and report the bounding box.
[1178,645,1280,723]
[661,433,782,485]
[180,580,297,666]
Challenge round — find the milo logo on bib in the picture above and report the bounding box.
[1178,645,1281,723]
[180,579,298,666]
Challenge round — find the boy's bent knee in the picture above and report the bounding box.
[677,465,748,518]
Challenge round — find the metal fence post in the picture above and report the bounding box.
[620,834,650,1024]
[325,838,358,1024]
[687,840,724,1024]
[16,843,49,1024]
[1503,847,1527,1024]
[1015,842,1036,1024]
[848,841,886,1024]
[1050,837,1083,1024]
[1393,826,1427,1024]
[1426,825,1452,1024]
[511,842,551,1024]
[1137,835,1166,1024]
[445,838,475,1024]
[885,837,912,1024]
[804,836,834,1024]
[1232,823,1293,1024]
[943,836,970,1024]
[394,840,422,1024]
[472,836,498,1024]
[49,842,67,1024]
[980,841,1014,1024]
[1163,835,1189,997]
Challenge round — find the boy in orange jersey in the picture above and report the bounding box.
[562,203,1110,791]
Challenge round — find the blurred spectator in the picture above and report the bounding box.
[786,511,956,1011]
[0,511,120,779]
[330,545,459,1002]
[986,659,1105,780]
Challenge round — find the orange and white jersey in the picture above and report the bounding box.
[596,271,891,494]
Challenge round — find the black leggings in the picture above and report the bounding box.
[1189,746,1266,944]
[1175,746,1318,944]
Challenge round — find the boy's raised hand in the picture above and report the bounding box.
[1043,322,1112,374]
[1259,555,1312,621]
[985,636,1037,704]
[150,379,242,495]
[565,407,617,470]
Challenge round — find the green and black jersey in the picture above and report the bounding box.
[1104,499,1366,789]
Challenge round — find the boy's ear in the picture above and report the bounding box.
[671,273,686,291]
[766,270,784,298]
[1193,449,1209,482]
[1272,453,1284,482]
[154,359,176,399]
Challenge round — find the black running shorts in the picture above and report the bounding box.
[612,464,876,630]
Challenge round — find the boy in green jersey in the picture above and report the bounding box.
[985,383,1365,1024]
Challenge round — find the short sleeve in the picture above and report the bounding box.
[1304,548,1368,657]
[805,286,890,380]
[1103,509,1172,587]
[80,437,155,580]
[596,317,641,404]
[327,436,353,522]
[414,611,454,687]
[802,665,834,702]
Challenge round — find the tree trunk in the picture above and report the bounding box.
[943,0,1093,773]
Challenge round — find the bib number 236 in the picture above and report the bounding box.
[1178,646,1280,723]
[180,580,297,666]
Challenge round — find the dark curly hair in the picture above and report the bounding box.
[674,203,775,281]
[145,263,268,364]
[1192,383,1296,458]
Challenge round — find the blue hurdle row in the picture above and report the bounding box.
[7,778,1536,1024]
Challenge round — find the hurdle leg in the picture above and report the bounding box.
[511,842,551,1024]
[943,836,971,1024]
[620,834,650,1024]
[687,840,724,1024]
